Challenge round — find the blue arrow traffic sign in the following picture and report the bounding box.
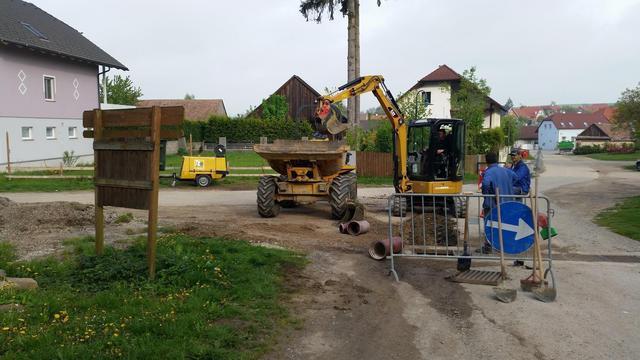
[484,201,535,254]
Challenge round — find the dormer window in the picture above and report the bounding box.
[560,122,565,126]
[584,122,588,127]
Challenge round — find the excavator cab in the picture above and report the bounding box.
[407,118,465,183]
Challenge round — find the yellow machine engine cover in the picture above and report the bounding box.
[179,156,228,180]
[411,180,462,194]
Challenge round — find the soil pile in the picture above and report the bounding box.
[399,213,459,245]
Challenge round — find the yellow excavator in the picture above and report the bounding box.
[316,75,466,215]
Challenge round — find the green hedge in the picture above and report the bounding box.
[573,144,606,155]
[183,116,313,143]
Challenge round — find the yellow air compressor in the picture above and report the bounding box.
[172,145,228,187]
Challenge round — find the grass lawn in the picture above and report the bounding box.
[165,151,267,169]
[0,234,304,359]
[0,175,94,192]
[585,151,640,161]
[594,196,640,241]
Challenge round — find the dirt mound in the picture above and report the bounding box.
[0,197,14,209]
[0,201,110,233]
[400,213,459,245]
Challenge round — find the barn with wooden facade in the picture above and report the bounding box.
[248,75,321,122]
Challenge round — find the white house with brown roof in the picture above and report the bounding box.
[137,99,227,121]
[408,65,505,129]
[537,112,609,150]
[515,125,538,150]
[575,123,634,147]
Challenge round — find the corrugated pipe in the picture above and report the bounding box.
[368,236,403,261]
[347,220,370,236]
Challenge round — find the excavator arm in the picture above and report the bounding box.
[315,75,410,192]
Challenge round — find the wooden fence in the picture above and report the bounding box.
[356,151,393,177]
[355,152,482,177]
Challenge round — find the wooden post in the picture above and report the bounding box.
[5,131,11,174]
[94,109,105,255]
[147,106,161,280]
[189,134,193,156]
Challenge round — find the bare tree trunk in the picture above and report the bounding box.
[347,0,358,126]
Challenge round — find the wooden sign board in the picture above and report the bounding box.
[84,106,184,278]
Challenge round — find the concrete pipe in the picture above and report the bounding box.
[347,220,370,236]
[368,236,403,261]
[338,222,349,234]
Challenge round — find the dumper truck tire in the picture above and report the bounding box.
[345,172,357,200]
[329,173,356,220]
[257,176,281,218]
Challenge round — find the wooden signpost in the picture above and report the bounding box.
[83,106,183,279]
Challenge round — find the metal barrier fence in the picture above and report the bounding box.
[386,192,555,288]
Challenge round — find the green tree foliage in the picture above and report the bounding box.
[560,104,579,113]
[450,67,491,154]
[500,115,520,147]
[475,127,505,153]
[261,94,289,121]
[183,116,313,143]
[99,75,143,105]
[374,121,393,152]
[184,93,195,100]
[504,98,514,111]
[397,90,429,121]
[614,83,640,140]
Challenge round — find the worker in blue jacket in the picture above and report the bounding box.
[481,152,517,214]
[507,149,531,197]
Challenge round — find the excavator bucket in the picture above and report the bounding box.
[316,100,349,135]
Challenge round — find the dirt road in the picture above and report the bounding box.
[1,154,639,359]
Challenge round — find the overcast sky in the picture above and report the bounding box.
[31,0,640,115]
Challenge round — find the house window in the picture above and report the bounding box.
[422,91,432,106]
[571,137,576,142]
[46,126,56,139]
[68,127,77,139]
[21,127,33,140]
[44,75,55,101]
[562,136,566,141]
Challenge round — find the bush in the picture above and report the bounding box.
[606,143,635,153]
[573,144,605,155]
[182,116,313,143]
[471,127,504,154]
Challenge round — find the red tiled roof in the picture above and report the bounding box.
[510,105,560,120]
[418,64,462,82]
[594,106,616,121]
[137,99,227,121]
[518,126,538,140]
[540,112,609,130]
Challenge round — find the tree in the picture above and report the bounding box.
[300,0,382,126]
[261,94,289,121]
[184,93,196,100]
[449,67,491,154]
[500,115,520,148]
[396,90,431,121]
[560,104,579,113]
[99,75,143,105]
[614,83,640,140]
[504,98,514,111]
